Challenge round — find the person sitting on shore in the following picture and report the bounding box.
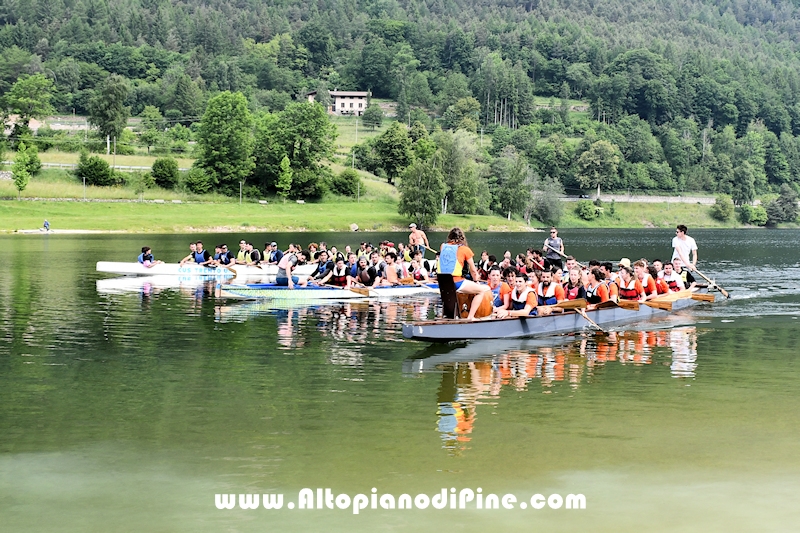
[276,249,309,288]
[563,268,586,301]
[494,273,537,318]
[585,268,610,307]
[137,247,163,268]
[617,265,646,302]
[662,261,686,292]
[318,256,351,287]
[179,242,198,266]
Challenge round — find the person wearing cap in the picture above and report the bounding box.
[409,223,430,257]
[543,227,564,270]
[264,242,283,264]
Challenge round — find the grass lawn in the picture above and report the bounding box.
[559,200,744,228]
[0,199,532,233]
[32,151,195,169]
[330,115,389,154]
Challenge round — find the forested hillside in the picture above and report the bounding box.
[3,0,800,223]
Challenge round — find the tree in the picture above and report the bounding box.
[195,91,255,195]
[12,142,31,200]
[765,184,799,225]
[252,102,336,198]
[6,74,55,127]
[398,158,446,228]
[362,104,384,131]
[75,150,114,186]
[88,74,131,142]
[732,161,756,206]
[492,147,529,219]
[276,155,293,202]
[151,157,179,189]
[710,195,734,221]
[575,140,621,197]
[374,122,412,184]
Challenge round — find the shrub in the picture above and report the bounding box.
[710,195,734,221]
[765,184,799,226]
[182,167,212,194]
[330,168,361,197]
[75,150,114,186]
[739,204,768,226]
[575,199,599,220]
[151,157,179,189]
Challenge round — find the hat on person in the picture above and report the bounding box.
[270,241,277,246]
[618,258,631,269]
[409,223,417,228]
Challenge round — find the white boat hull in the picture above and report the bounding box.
[96,261,316,278]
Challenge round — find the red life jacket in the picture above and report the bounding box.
[618,279,640,300]
[330,265,348,286]
[563,282,581,301]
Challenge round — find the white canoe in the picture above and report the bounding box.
[218,282,440,300]
[96,261,317,278]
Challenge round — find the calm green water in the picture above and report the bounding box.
[2,229,800,532]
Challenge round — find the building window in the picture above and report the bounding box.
[340,103,345,108]
[350,103,353,108]
[358,103,363,108]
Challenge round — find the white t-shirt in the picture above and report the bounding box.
[671,235,697,263]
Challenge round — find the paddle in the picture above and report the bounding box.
[321,283,370,297]
[553,298,588,310]
[545,243,587,269]
[577,308,606,333]
[688,268,730,299]
[616,299,641,311]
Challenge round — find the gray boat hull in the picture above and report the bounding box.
[402,293,707,342]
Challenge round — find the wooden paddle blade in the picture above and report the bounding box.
[399,277,415,285]
[554,298,587,309]
[616,299,640,311]
[691,293,716,302]
[349,287,371,297]
[593,300,620,310]
[645,300,673,311]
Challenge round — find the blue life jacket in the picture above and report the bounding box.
[537,282,558,306]
[510,288,536,315]
[137,253,153,264]
[491,284,503,307]
[439,243,461,276]
[193,251,207,263]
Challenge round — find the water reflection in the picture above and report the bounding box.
[408,327,702,456]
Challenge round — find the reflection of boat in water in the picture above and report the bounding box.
[96,261,316,278]
[217,282,440,300]
[403,289,714,342]
[214,299,371,322]
[96,275,232,295]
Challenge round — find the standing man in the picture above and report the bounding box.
[672,224,698,271]
[408,223,430,257]
[543,227,564,270]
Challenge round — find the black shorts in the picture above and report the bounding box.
[544,258,563,270]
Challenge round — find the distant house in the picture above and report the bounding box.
[307,90,369,116]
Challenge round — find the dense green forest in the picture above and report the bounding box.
[3,0,800,223]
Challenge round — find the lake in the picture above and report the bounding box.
[1,229,799,532]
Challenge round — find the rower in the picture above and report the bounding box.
[672,224,698,271]
[266,241,283,264]
[494,273,537,318]
[651,265,670,294]
[563,268,586,301]
[662,261,687,292]
[536,268,566,305]
[346,252,359,278]
[652,259,664,278]
[410,258,429,281]
[236,239,248,264]
[179,242,197,266]
[585,268,610,307]
[600,262,619,302]
[243,242,261,266]
[633,260,658,300]
[276,249,309,288]
[216,244,235,266]
[487,266,512,310]
[375,252,406,286]
[672,257,697,288]
[617,266,646,302]
[354,256,378,287]
[137,246,163,268]
[192,241,217,267]
[309,250,334,283]
[318,256,351,287]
